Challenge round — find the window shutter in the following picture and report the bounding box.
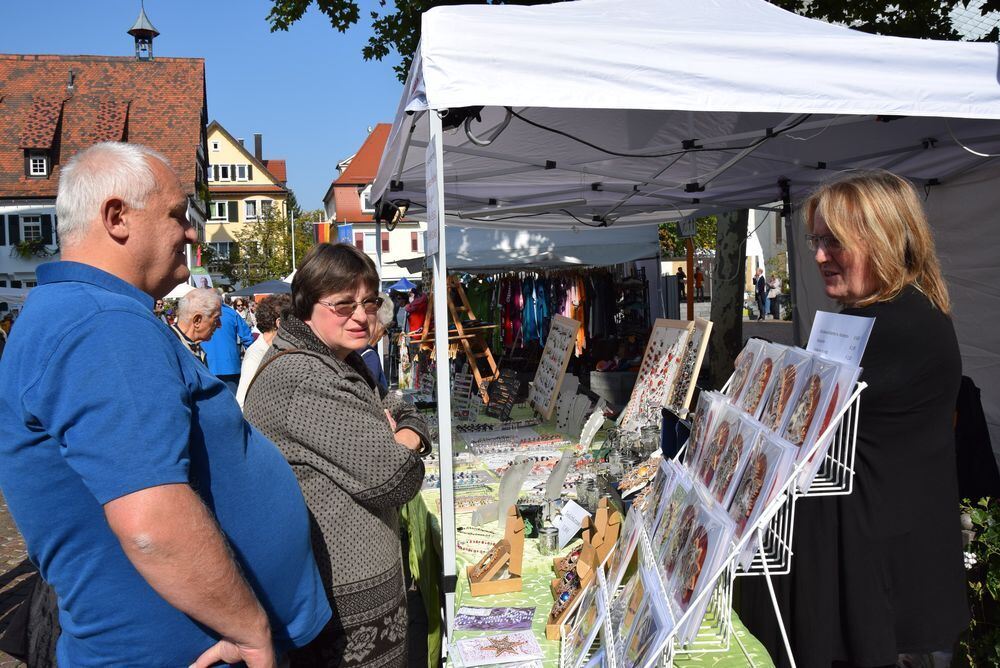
[381,231,390,252]
[213,165,220,181]
[247,165,253,180]
[354,232,364,249]
[8,215,20,245]
[227,201,238,222]
[231,165,236,182]
[411,232,418,252]
[0,216,5,246]
[41,214,53,245]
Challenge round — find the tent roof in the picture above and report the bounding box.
[373,0,1000,226]
[229,279,292,297]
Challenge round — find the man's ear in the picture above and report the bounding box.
[100,197,129,242]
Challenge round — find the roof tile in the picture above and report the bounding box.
[0,54,206,197]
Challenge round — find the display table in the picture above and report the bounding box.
[401,407,776,667]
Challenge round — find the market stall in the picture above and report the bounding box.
[372,0,1000,664]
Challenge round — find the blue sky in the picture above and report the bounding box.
[1,0,405,211]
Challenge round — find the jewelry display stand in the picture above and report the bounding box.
[586,498,622,566]
[467,506,525,596]
[547,541,599,640]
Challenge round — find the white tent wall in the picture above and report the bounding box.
[792,163,1000,463]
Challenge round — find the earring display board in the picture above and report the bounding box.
[529,315,583,420]
[618,319,695,432]
[486,369,519,421]
[666,318,713,415]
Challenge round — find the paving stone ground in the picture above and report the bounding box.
[0,491,29,668]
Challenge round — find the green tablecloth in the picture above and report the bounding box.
[400,408,775,667]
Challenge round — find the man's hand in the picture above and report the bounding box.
[192,637,276,668]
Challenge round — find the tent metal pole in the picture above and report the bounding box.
[427,110,458,644]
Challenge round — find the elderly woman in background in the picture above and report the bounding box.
[244,243,428,667]
[742,170,968,667]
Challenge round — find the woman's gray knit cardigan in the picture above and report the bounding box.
[244,315,427,667]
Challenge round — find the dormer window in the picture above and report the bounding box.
[361,185,374,213]
[27,151,49,177]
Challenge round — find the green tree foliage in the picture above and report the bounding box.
[267,0,563,82]
[230,205,322,286]
[266,1,999,82]
[658,217,717,258]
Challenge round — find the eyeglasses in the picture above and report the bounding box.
[804,233,844,253]
[318,296,384,317]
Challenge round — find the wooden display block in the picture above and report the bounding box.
[587,498,623,566]
[546,542,599,641]
[466,506,525,596]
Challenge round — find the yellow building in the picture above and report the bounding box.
[205,121,288,280]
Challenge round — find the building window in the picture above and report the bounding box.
[205,165,213,182]
[261,200,273,217]
[218,165,231,181]
[411,231,424,253]
[27,152,49,177]
[245,200,257,220]
[361,185,374,213]
[211,201,227,220]
[24,280,37,288]
[21,216,42,242]
[381,231,390,253]
[236,164,248,181]
[211,141,220,152]
[363,232,376,253]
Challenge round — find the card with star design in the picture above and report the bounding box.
[456,630,544,666]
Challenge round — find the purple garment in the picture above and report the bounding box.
[454,606,535,631]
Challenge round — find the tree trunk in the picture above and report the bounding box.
[706,209,748,390]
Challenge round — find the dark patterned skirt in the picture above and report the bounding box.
[290,564,408,667]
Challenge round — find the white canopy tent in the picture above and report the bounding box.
[372,0,1000,644]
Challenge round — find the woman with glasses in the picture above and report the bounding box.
[743,170,967,667]
[244,243,429,667]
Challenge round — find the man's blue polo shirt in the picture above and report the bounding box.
[201,304,254,376]
[0,262,330,667]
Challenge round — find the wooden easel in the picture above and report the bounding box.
[413,276,500,402]
[467,506,524,596]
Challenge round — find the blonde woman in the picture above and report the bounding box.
[744,170,967,667]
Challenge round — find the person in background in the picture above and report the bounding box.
[171,289,222,365]
[0,141,330,667]
[236,293,291,408]
[245,243,429,667]
[742,169,968,667]
[1,314,13,335]
[201,295,255,393]
[768,275,782,319]
[753,267,767,321]
[405,287,428,335]
[360,296,393,393]
[676,266,686,300]
[694,266,705,300]
[234,297,257,331]
[153,297,170,324]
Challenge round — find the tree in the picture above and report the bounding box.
[658,217,717,259]
[231,206,320,286]
[266,0,562,82]
[267,0,999,82]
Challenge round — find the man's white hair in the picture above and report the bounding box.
[55,142,172,246]
[177,289,222,323]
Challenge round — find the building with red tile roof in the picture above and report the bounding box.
[0,45,208,297]
[321,124,424,286]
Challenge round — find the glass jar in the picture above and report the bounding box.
[639,425,661,458]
